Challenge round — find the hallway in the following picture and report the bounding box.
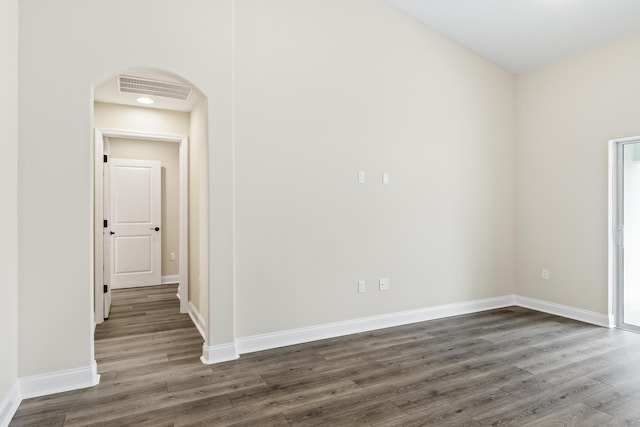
[11,285,208,426]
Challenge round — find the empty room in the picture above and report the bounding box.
[3,0,640,425]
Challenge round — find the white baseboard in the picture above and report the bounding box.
[199,294,614,365]
[236,295,517,355]
[19,361,100,399]
[515,295,614,328]
[112,282,164,290]
[162,275,180,285]
[188,302,206,340]
[0,293,614,427]
[0,381,21,427]
[200,343,239,365]
[112,277,179,291]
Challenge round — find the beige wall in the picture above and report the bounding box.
[29,0,640,389]
[108,138,181,277]
[234,0,516,336]
[94,102,190,135]
[516,33,640,315]
[0,0,19,412]
[188,100,209,321]
[17,0,517,380]
[18,0,234,378]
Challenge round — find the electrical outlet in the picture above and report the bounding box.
[379,277,390,291]
[170,252,176,261]
[358,280,365,293]
[541,269,550,280]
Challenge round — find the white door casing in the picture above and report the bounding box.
[110,158,162,289]
[94,128,189,325]
[611,136,640,333]
[103,143,112,318]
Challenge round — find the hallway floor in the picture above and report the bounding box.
[10,285,640,426]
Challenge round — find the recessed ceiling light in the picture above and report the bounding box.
[136,97,154,105]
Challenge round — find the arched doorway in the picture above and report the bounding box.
[91,68,210,349]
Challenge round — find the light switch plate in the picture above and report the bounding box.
[358,280,365,293]
[379,277,390,291]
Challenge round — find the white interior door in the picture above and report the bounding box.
[110,158,162,289]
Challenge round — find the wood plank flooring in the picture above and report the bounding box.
[11,285,640,426]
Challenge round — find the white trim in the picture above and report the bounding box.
[0,381,21,427]
[200,343,239,365]
[94,129,105,324]
[19,362,100,400]
[609,137,619,328]
[515,296,614,328]
[188,302,206,340]
[236,295,516,355]
[608,136,640,330]
[161,275,180,285]
[227,295,613,359]
[111,282,166,290]
[178,134,189,315]
[194,295,616,365]
[231,0,238,359]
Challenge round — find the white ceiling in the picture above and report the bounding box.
[389,0,640,74]
[94,70,201,112]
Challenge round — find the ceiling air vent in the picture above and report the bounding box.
[118,75,192,101]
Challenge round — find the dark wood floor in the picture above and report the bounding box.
[11,285,640,426]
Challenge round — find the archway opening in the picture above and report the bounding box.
[91,68,210,368]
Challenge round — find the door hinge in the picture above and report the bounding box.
[103,285,108,293]
[618,225,624,247]
[103,219,108,228]
[103,154,108,163]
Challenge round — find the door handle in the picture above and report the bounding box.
[110,231,115,235]
[150,227,160,231]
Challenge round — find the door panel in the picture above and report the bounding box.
[114,236,152,273]
[114,167,153,222]
[110,158,162,289]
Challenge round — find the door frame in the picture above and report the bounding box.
[609,135,640,332]
[94,128,189,323]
